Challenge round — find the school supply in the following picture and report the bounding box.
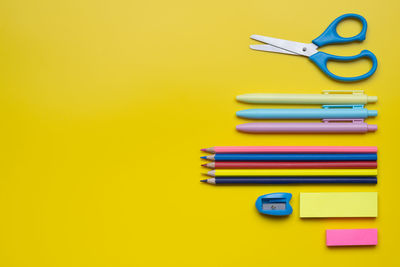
[300,192,378,218]
[236,90,377,104]
[326,229,378,246]
[250,14,377,82]
[236,106,377,119]
[201,146,377,154]
[200,177,377,184]
[201,153,377,161]
[202,161,377,169]
[255,193,293,216]
[236,120,377,133]
[205,169,377,177]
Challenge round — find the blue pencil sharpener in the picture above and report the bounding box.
[255,193,293,216]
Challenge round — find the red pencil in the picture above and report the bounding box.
[201,146,377,154]
[201,161,377,169]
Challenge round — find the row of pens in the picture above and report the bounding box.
[235,90,377,133]
[200,146,378,184]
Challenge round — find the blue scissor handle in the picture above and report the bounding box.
[312,14,367,47]
[309,50,377,82]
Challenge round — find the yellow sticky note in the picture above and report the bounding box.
[300,192,378,218]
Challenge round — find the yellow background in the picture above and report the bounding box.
[0,0,399,266]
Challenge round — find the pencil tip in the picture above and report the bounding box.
[200,179,207,183]
[200,148,205,152]
[201,156,206,159]
[201,164,207,167]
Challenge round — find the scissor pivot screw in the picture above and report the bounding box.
[302,47,307,52]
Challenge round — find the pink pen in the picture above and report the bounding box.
[236,119,377,134]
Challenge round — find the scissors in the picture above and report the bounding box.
[250,14,377,82]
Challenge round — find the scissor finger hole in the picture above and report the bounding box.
[327,57,373,78]
[336,18,364,38]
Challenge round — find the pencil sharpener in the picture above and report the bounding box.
[255,193,292,216]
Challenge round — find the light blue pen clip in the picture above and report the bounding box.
[236,105,378,119]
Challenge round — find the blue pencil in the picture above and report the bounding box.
[201,153,377,161]
[200,177,377,184]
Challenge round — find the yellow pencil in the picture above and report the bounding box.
[206,169,377,177]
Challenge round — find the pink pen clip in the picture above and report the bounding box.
[319,118,376,132]
[322,119,365,123]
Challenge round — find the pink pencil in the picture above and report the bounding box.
[201,146,377,154]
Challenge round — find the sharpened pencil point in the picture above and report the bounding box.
[200,179,207,183]
[201,156,206,159]
[200,149,205,152]
[201,164,207,167]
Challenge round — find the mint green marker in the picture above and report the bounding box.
[236,90,377,105]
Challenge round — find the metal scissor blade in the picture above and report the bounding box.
[250,44,297,55]
[250,34,318,57]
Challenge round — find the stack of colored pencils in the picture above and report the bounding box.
[200,146,378,184]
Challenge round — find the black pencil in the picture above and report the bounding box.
[200,177,377,184]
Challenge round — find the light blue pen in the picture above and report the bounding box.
[236,105,377,119]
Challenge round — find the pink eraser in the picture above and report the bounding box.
[326,229,378,246]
